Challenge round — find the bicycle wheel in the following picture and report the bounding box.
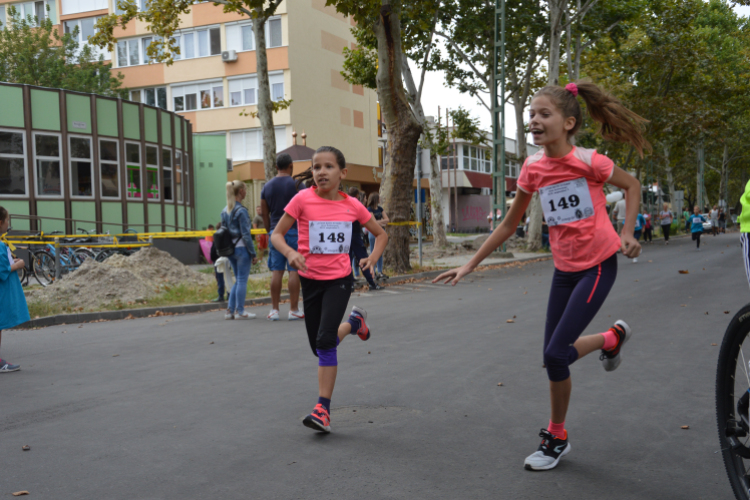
[73,247,96,264]
[95,249,112,262]
[32,251,55,287]
[716,303,750,500]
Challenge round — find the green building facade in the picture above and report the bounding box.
[0,83,195,234]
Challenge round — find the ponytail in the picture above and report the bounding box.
[226,180,244,211]
[293,167,314,190]
[534,79,651,157]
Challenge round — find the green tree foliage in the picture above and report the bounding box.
[0,6,126,97]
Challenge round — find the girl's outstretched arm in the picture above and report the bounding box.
[433,190,532,286]
[608,166,642,258]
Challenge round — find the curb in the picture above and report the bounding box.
[16,253,551,330]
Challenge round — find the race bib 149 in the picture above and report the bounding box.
[309,221,352,254]
[539,178,595,227]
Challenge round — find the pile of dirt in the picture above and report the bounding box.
[25,247,212,311]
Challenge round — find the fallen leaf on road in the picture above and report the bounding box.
[712,343,717,346]
[681,425,690,430]
[125,314,134,320]
[679,270,689,274]
[22,445,30,451]
[112,354,119,357]
[680,304,686,307]
[12,492,29,497]
[648,260,653,263]
[703,268,705,270]
[635,280,639,282]
[506,319,515,323]
[725,311,730,314]
[78,325,83,329]
[488,288,492,291]
[368,351,371,354]
[497,383,503,386]
[209,341,214,345]
[706,312,709,315]
[524,291,528,295]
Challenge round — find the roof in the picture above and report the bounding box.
[277,144,316,161]
[464,171,492,189]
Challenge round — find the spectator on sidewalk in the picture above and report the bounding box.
[710,205,719,236]
[210,221,226,303]
[221,181,258,320]
[252,206,268,257]
[366,193,390,280]
[0,206,29,373]
[260,153,304,321]
[684,208,691,233]
[613,196,627,234]
[719,208,726,233]
[659,203,673,244]
[348,187,381,290]
[642,210,653,243]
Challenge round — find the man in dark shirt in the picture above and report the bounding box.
[260,153,303,321]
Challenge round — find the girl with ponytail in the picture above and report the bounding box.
[220,180,258,320]
[435,80,649,471]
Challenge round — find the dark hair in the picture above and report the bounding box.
[348,187,360,197]
[293,146,347,190]
[208,224,215,230]
[534,79,651,157]
[0,206,7,223]
[276,153,293,171]
[367,192,380,210]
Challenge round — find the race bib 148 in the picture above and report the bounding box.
[309,221,352,254]
[539,178,595,227]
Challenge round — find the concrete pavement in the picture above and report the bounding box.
[0,231,743,499]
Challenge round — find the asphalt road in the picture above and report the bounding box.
[1,231,744,499]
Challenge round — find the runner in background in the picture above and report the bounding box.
[633,210,645,263]
[740,180,750,288]
[613,196,627,234]
[659,203,672,244]
[271,146,388,433]
[434,80,647,471]
[642,210,653,243]
[261,153,303,321]
[684,207,691,233]
[690,206,707,251]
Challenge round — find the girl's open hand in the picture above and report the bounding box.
[358,256,376,276]
[288,251,308,272]
[621,234,641,259]
[433,264,473,286]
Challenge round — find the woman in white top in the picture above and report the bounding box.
[710,205,719,236]
[659,203,673,244]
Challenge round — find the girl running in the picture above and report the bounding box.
[690,206,707,251]
[434,80,648,471]
[271,146,388,433]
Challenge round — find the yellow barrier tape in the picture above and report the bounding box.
[0,229,270,246]
[1,236,16,252]
[387,221,422,226]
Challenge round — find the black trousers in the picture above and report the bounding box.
[692,231,702,248]
[662,224,671,241]
[350,233,376,287]
[300,274,353,356]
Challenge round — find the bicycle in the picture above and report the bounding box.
[716,303,750,499]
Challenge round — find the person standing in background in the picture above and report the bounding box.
[347,187,381,290]
[642,210,652,243]
[719,208,726,234]
[210,222,226,303]
[613,195,627,234]
[683,208,691,233]
[659,203,673,244]
[710,205,719,236]
[0,206,29,372]
[366,193,390,280]
[252,206,268,258]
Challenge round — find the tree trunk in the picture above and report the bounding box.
[429,146,447,247]
[254,14,277,181]
[720,143,728,208]
[548,0,567,86]
[375,1,423,273]
[663,143,675,208]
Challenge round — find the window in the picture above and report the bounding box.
[228,73,283,106]
[174,150,182,203]
[162,148,172,201]
[69,136,93,197]
[116,34,162,67]
[183,154,189,204]
[230,126,286,161]
[17,1,53,26]
[130,87,167,109]
[144,145,159,201]
[125,142,142,199]
[115,0,147,15]
[0,130,27,196]
[64,16,109,61]
[61,0,107,16]
[226,17,282,53]
[99,139,119,198]
[172,26,220,61]
[34,133,61,197]
[172,81,223,111]
[462,145,469,170]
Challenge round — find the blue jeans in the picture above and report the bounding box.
[228,248,251,314]
[369,235,383,274]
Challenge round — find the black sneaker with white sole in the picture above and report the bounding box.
[524,429,570,471]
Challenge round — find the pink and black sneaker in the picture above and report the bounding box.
[302,404,331,433]
[349,306,370,341]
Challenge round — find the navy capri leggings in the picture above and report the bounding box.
[544,252,618,382]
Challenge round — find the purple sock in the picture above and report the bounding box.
[318,397,331,412]
[347,311,362,333]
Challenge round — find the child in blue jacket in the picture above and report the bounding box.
[0,206,30,372]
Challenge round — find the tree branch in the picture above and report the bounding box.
[579,18,623,51]
[417,4,440,105]
[434,30,489,88]
[561,0,599,30]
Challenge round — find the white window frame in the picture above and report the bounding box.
[61,0,107,16]
[172,24,221,61]
[228,72,284,107]
[183,153,189,204]
[225,16,283,53]
[33,131,63,199]
[68,134,94,199]
[174,150,183,203]
[124,140,143,200]
[130,86,167,109]
[230,126,286,162]
[64,15,109,61]
[0,128,28,198]
[18,1,49,26]
[162,147,173,202]
[116,34,162,68]
[145,143,160,202]
[171,79,224,112]
[98,137,120,199]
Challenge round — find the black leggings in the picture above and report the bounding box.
[662,224,671,241]
[544,253,618,382]
[692,231,702,248]
[299,274,353,362]
[643,227,653,242]
[350,233,376,288]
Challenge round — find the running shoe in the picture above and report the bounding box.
[267,309,280,321]
[224,310,234,320]
[524,429,570,471]
[600,320,632,372]
[0,360,20,373]
[302,404,331,433]
[236,312,257,320]
[350,306,370,341]
[288,310,304,321]
[369,283,384,291]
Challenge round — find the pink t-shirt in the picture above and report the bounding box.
[516,147,621,272]
[284,187,373,280]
